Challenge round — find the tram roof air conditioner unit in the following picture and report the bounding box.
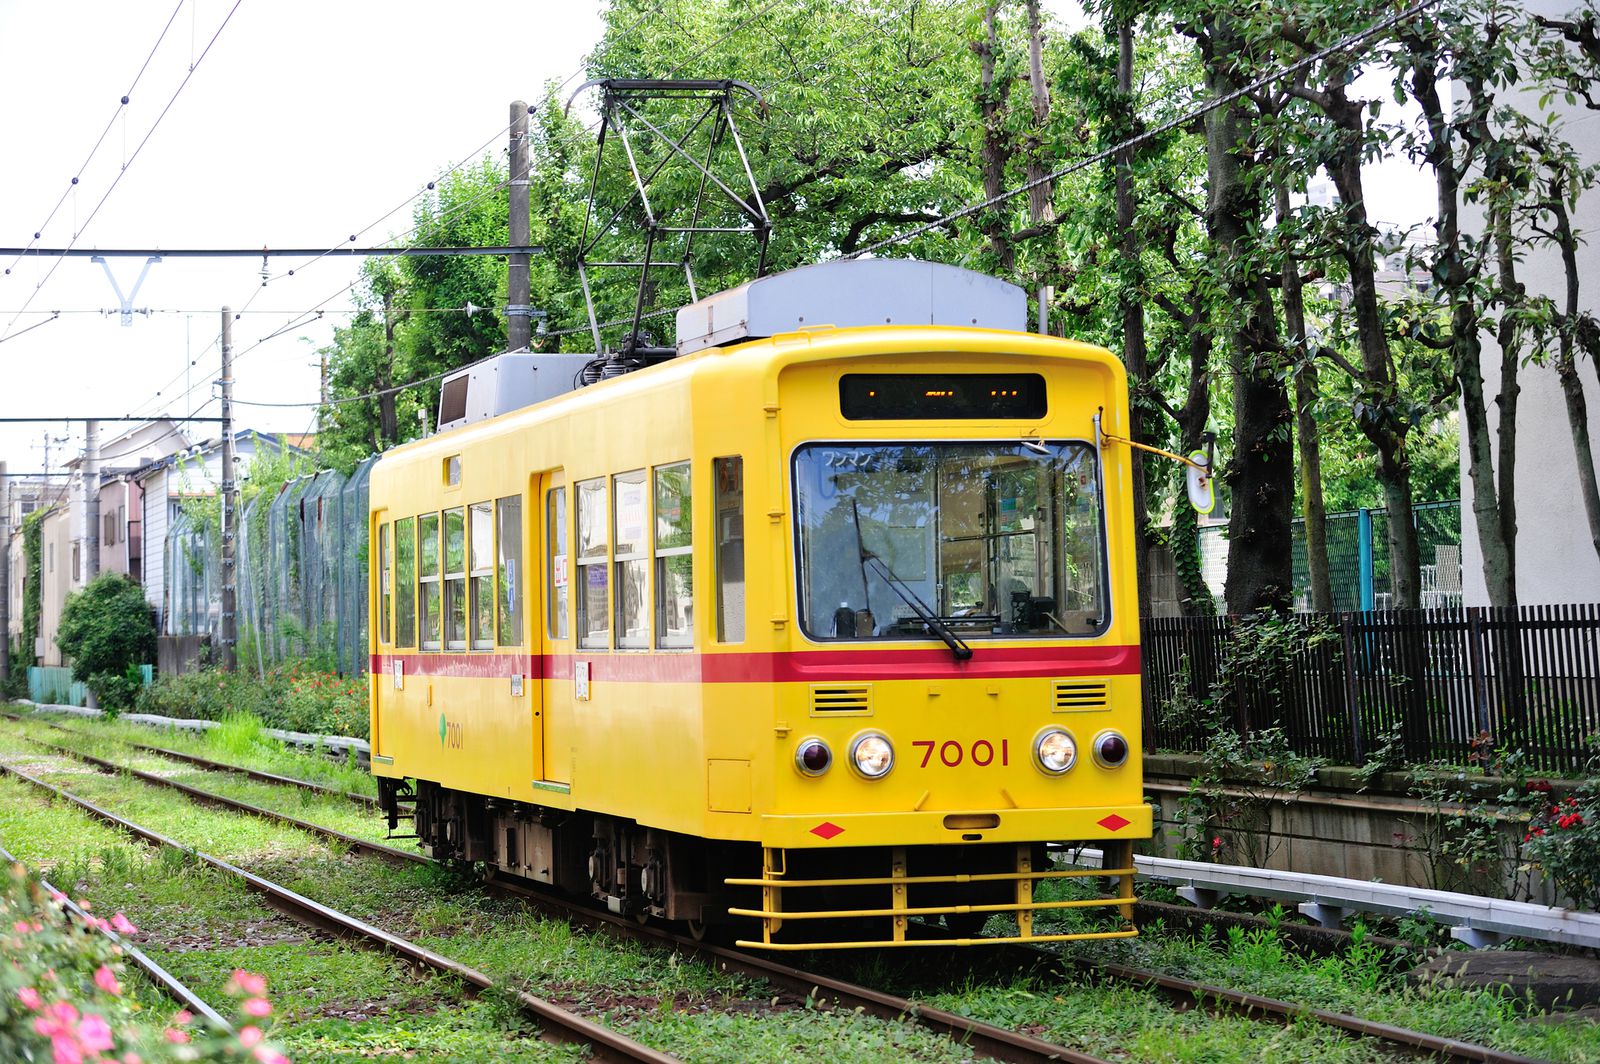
[435,352,598,434]
[674,258,1027,357]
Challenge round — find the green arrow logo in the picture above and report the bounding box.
[438,712,447,746]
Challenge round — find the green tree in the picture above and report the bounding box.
[56,574,155,711]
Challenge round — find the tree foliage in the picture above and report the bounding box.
[312,0,1600,610]
[56,574,156,711]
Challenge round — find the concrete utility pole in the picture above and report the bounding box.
[219,308,238,671]
[506,100,533,352]
[1,461,10,688]
[83,420,100,581]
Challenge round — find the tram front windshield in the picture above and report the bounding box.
[793,442,1108,641]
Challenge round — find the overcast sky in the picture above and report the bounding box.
[0,0,1433,479]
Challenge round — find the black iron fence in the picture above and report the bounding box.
[1142,606,1600,771]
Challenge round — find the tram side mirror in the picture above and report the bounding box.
[1186,452,1215,516]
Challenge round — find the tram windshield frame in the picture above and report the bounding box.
[792,441,1110,642]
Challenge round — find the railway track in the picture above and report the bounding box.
[0,840,233,1030]
[0,758,676,1064]
[3,718,1551,1064]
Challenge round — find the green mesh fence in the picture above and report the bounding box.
[1196,499,1462,611]
[168,456,378,676]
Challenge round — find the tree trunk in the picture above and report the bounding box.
[1200,25,1293,614]
[1322,124,1421,607]
[1491,202,1522,583]
[1548,188,1600,561]
[1403,39,1516,605]
[1113,16,1152,620]
[973,2,1013,270]
[1275,181,1333,612]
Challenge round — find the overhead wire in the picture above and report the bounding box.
[1,0,186,280]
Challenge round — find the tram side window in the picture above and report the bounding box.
[443,507,467,651]
[395,518,416,649]
[576,479,609,648]
[378,523,393,645]
[614,471,649,649]
[655,463,692,648]
[468,502,494,650]
[713,456,745,643]
[497,495,523,646]
[547,488,568,640]
[418,513,441,650]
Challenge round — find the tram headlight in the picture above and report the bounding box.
[1034,727,1078,775]
[849,732,895,779]
[795,738,832,777]
[1093,730,1130,769]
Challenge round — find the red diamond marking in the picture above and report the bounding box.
[810,821,845,840]
[1097,814,1131,832]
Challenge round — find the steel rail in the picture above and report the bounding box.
[15,727,1536,1063]
[12,728,1115,1064]
[0,761,676,1064]
[14,735,411,866]
[0,841,232,1030]
[4,713,376,809]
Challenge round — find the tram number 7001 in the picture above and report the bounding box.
[912,739,1010,769]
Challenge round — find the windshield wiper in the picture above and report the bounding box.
[848,498,971,661]
[860,551,974,662]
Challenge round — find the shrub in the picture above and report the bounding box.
[56,574,156,712]
[137,661,368,740]
[0,860,289,1062]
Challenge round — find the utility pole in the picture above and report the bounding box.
[219,308,238,671]
[1,460,10,688]
[83,420,100,582]
[506,99,532,352]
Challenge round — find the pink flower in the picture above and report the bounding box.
[94,965,121,996]
[13,920,30,933]
[173,1009,193,1026]
[253,1049,290,1064]
[17,986,42,1009]
[238,1026,264,1047]
[122,1054,142,1064]
[76,900,91,911]
[44,1001,79,1026]
[77,1014,113,1053]
[242,997,271,1017]
[49,890,67,904]
[110,913,138,935]
[230,969,267,996]
[163,1028,190,1044]
[50,1033,83,1064]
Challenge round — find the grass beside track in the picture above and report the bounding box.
[11,708,1600,1062]
[0,722,985,1063]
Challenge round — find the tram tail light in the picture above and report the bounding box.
[795,738,832,776]
[1093,730,1130,768]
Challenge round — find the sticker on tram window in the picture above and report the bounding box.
[552,554,568,588]
[912,739,1011,768]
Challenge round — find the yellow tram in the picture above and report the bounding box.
[367,259,1149,949]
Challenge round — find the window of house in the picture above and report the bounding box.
[714,456,745,642]
[395,518,416,649]
[547,488,568,640]
[419,513,441,650]
[468,502,494,650]
[576,479,608,649]
[613,471,648,649]
[378,523,393,646]
[443,507,467,651]
[72,542,80,582]
[48,542,54,573]
[497,495,523,646]
[654,463,692,648]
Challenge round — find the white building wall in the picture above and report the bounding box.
[139,467,169,622]
[1459,1,1600,604]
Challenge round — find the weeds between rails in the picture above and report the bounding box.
[3,717,1562,1064]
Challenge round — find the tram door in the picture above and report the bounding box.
[538,472,573,785]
